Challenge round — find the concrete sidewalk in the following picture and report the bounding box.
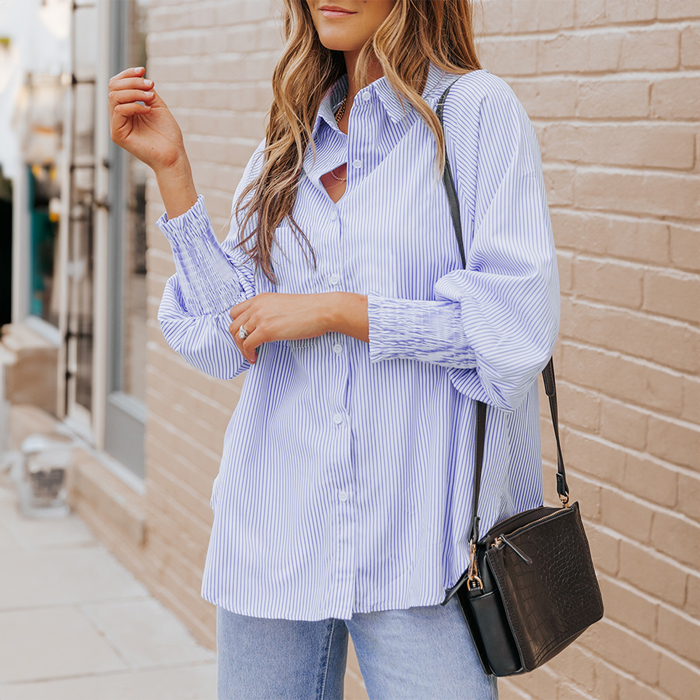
[0,467,218,699]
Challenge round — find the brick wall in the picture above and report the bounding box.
[141,0,279,644]
[476,1,700,698]
[106,0,699,697]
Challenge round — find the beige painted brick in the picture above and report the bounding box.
[543,123,696,170]
[564,429,626,485]
[552,210,671,266]
[563,298,699,375]
[511,0,575,32]
[578,618,660,685]
[244,52,281,82]
[670,225,700,273]
[575,168,700,221]
[509,666,560,698]
[586,524,621,575]
[558,682,597,700]
[149,460,215,527]
[542,163,575,205]
[257,24,284,53]
[657,606,700,664]
[647,415,700,471]
[479,36,538,75]
[576,0,657,26]
[624,453,678,507]
[678,472,700,521]
[478,0,514,35]
[574,256,643,309]
[496,680,531,700]
[550,209,605,254]
[574,0,606,27]
[558,250,574,293]
[591,659,621,700]
[548,644,597,692]
[546,645,596,695]
[240,0,277,23]
[619,540,688,606]
[620,28,681,70]
[681,23,700,67]
[577,78,650,118]
[658,653,700,700]
[560,341,684,416]
[658,0,700,20]
[617,676,671,700]
[643,269,700,324]
[559,381,601,432]
[538,32,622,74]
[601,397,648,451]
[686,573,700,616]
[599,576,659,636]
[651,76,700,119]
[651,510,700,569]
[600,488,654,543]
[509,77,578,118]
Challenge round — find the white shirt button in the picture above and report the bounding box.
[339,491,348,502]
[333,343,343,355]
[353,159,362,169]
[329,273,340,286]
[362,91,371,102]
[330,212,338,222]
[333,413,343,425]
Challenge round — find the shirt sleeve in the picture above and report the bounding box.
[156,144,264,380]
[367,80,560,411]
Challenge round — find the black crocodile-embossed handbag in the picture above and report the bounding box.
[436,81,604,677]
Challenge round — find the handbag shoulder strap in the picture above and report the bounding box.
[436,79,570,544]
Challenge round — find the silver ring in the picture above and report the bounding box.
[238,325,249,340]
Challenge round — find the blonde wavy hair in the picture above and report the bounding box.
[235,0,481,282]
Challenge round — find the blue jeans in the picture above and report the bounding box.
[217,596,498,699]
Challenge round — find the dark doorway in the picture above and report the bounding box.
[0,168,12,326]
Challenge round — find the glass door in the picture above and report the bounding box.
[57,0,97,437]
[103,0,150,477]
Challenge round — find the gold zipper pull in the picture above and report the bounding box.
[493,534,533,564]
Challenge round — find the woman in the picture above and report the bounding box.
[109,1,559,697]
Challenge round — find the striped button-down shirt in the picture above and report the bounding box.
[157,64,560,621]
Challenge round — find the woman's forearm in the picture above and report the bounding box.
[155,155,198,220]
[325,292,369,343]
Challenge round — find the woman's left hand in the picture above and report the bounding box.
[229,292,368,364]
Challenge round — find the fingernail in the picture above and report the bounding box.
[144,92,153,98]
[144,79,153,87]
[134,66,144,74]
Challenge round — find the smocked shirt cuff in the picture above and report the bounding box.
[367,293,477,368]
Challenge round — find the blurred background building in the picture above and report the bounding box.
[0,1,698,699]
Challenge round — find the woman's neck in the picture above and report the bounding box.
[343,49,384,103]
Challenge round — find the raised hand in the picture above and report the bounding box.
[108,66,197,219]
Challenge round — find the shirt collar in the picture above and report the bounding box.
[311,62,448,140]
[373,61,447,123]
[312,74,349,140]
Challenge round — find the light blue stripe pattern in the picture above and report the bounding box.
[157,64,560,621]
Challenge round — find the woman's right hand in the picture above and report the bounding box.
[109,66,198,219]
[108,66,184,173]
